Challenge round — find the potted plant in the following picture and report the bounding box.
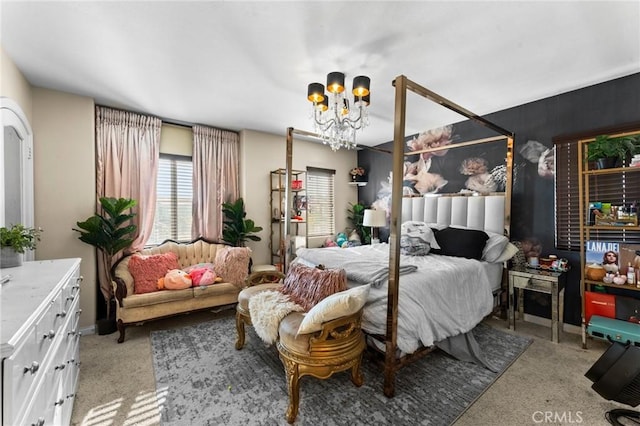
[0,224,42,268]
[347,202,371,244]
[222,198,263,247]
[73,197,137,331]
[587,134,640,169]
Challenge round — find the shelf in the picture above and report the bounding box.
[585,225,640,231]
[583,166,640,175]
[584,279,640,292]
[348,181,367,187]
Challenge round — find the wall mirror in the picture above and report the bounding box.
[1,97,35,260]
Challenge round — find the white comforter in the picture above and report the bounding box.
[295,243,495,354]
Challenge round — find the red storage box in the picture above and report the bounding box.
[585,291,616,323]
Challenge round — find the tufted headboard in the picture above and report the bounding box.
[401,193,507,236]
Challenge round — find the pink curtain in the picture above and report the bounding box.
[192,125,239,240]
[95,106,161,302]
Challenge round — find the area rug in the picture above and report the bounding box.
[151,316,531,425]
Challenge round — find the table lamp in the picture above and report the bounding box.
[362,209,386,244]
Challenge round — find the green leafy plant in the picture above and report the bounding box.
[73,197,137,316]
[347,202,371,244]
[0,224,42,253]
[222,198,263,247]
[73,197,137,257]
[587,134,640,162]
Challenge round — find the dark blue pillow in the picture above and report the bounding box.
[431,227,489,260]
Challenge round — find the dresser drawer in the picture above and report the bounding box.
[61,272,82,312]
[2,324,40,425]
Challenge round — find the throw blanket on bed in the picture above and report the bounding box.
[295,246,417,288]
[295,243,497,355]
[248,290,304,345]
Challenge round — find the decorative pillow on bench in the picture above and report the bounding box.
[280,263,347,311]
[297,284,370,334]
[129,252,179,294]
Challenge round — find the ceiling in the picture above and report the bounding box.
[1,1,639,147]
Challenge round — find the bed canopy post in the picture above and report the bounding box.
[384,75,408,397]
[383,75,514,397]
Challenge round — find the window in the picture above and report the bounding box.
[148,154,193,245]
[306,167,335,237]
[555,124,640,251]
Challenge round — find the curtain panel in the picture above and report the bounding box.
[192,125,239,241]
[95,106,161,304]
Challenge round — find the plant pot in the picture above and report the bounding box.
[595,157,620,170]
[1,247,22,268]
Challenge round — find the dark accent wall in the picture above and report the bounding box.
[357,72,640,326]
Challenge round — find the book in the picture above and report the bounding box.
[586,240,620,271]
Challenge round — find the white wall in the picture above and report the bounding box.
[240,129,358,266]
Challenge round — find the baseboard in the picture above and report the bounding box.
[80,325,95,336]
[523,313,581,335]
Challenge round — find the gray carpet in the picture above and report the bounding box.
[151,316,531,426]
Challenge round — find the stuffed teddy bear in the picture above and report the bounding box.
[157,269,192,290]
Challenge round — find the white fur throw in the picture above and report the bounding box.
[248,290,304,345]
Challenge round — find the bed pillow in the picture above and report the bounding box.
[431,227,489,260]
[129,252,179,294]
[213,247,252,288]
[297,284,370,335]
[280,263,347,311]
[492,242,520,263]
[482,233,510,263]
[400,221,438,256]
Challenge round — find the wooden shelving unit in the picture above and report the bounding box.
[270,168,307,268]
[577,130,640,348]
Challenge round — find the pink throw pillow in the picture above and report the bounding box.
[129,252,179,294]
[280,263,347,311]
[213,247,251,287]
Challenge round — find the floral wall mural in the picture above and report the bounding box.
[370,124,513,219]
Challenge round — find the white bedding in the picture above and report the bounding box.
[294,243,496,354]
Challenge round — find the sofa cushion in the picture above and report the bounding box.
[128,252,179,294]
[192,282,242,299]
[213,246,252,288]
[122,287,193,308]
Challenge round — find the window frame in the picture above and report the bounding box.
[149,153,194,245]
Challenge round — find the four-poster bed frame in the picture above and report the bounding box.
[283,75,514,397]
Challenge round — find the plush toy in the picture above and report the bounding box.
[335,232,348,248]
[157,269,192,290]
[189,266,221,286]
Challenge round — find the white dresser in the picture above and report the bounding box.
[1,258,82,426]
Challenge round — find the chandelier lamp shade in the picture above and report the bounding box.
[306,71,371,151]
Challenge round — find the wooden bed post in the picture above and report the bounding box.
[384,75,408,397]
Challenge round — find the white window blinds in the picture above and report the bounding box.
[306,167,335,237]
[149,154,193,245]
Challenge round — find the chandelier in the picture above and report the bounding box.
[306,71,371,151]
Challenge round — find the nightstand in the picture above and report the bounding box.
[508,266,567,343]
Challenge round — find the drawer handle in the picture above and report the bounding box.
[68,330,76,337]
[31,417,45,426]
[67,393,76,399]
[55,363,66,371]
[75,309,83,316]
[43,330,56,340]
[54,398,65,406]
[56,311,67,318]
[66,296,75,301]
[23,361,39,375]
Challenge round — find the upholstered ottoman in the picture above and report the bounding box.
[276,309,366,424]
[235,270,285,350]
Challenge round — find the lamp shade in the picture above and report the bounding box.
[363,209,386,227]
[307,83,325,103]
[352,75,370,97]
[326,72,345,94]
